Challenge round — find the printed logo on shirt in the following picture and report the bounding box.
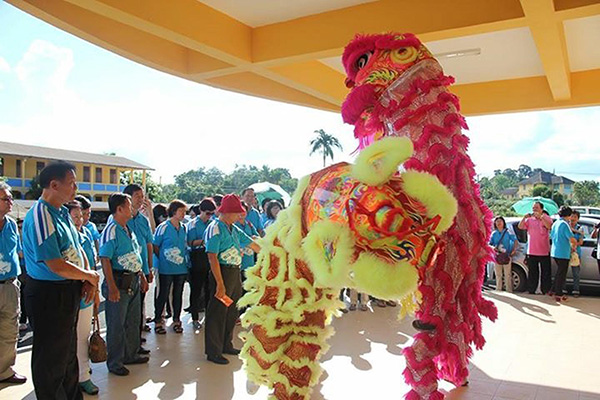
[62,245,84,268]
[0,256,11,274]
[220,247,242,266]
[164,247,184,265]
[118,251,142,272]
[241,247,254,256]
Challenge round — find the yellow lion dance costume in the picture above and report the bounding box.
[239,137,457,400]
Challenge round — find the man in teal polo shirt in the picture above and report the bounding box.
[241,188,265,237]
[0,182,27,385]
[187,198,216,329]
[122,184,155,347]
[204,194,260,365]
[100,193,149,376]
[22,161,99,400]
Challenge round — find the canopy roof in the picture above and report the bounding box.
[8,0,600,115]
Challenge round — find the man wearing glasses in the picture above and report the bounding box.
[0,182,27,385]
[187,198,217,330]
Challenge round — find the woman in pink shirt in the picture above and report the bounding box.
[517,202,553,294]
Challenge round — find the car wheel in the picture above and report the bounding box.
[512,265,527,292]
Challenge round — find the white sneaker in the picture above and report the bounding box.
[193,320,203,330]
[18,323,28,332]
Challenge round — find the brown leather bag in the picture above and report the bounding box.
[88,310,107,363]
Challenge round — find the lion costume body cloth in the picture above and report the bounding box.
[239,33,497,400]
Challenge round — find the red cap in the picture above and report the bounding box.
[217,194,245,214]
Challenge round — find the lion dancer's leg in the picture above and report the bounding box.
[239,238,340,400]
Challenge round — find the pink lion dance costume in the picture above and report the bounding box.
[341,32,497,399]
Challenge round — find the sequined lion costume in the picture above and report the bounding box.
[239,33,496,400]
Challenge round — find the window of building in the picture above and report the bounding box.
[95,167,102,183]
[16,160,22,178]
[95,195,103,202]
[36,161,45,175]
[110,169,117,184]
[83,166,91,182]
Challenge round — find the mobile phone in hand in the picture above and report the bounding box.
[216,294,233,307]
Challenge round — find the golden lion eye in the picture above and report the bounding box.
[356,52,372,71]
[390,47,418,64]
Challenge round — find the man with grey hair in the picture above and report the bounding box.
[0,182,27,385]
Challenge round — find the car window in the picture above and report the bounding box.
[590,209,600,215]
[512,222,528,243]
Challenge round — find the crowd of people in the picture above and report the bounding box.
[2,162,598,399]
[0,161,273,398]
[490,201,599,301]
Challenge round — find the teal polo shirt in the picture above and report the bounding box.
[85,221,101,241]
[99,221,143,273]
[0,216,21,280]
[187,216,210,249]
[205,219,252,267]
[550,218,574,260]
[108,213,153,274]
[246,208,264,233]
[153,220,189,275]
[23,199,86,281]
[79,227,97,270]
[235,220,258,270]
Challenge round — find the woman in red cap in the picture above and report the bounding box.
[204,194,260,364]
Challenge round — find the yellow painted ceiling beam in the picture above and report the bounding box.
[452,68,600,115]
[520,0,571,100]
[252,0,526,65]
[63,0,252,65]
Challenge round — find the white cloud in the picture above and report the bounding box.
[0,57,10,73]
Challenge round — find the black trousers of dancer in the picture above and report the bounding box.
[189,248,210,321]
[25,278,83,400]
[204,265,242,358]
[551,257,570,296]
[526,255,552,294]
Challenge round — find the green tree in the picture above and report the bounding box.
[25,176,42,200]
[309,129,343,167]
[517,164,532,180]
[532,184,550,197]
[120,171,163,202]
[573,180,600,206]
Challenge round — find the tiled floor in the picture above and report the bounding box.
[2,290,600,399]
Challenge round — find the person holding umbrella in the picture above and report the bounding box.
[517,201,553,294]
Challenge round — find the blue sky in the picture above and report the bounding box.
[1,2,599,184]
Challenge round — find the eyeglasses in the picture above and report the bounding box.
[0,197,14,203]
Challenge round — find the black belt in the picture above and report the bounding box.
[0,277,16,284]
[113,270,138,276]
[220,264,240,269]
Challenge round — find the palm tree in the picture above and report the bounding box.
[309,129,343,167]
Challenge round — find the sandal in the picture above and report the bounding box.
[385,300,397,307]
[142,324,151,332]
[173,321,183,334]
[349,303,357,311]
[154,322,166,335]
[359,303,368,311]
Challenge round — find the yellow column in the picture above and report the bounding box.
[130,169,134,184]
[142,170,147,189]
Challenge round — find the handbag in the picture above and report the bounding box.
[88,310,107,363]
[494,230,511,265]
[569,251,580,267]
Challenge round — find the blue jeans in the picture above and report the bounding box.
[572,266,581,294]
[101,275,141,371]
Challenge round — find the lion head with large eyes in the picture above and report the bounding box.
[341,33,434,144]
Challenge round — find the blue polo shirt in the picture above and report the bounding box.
[550,218,574,260]
[85,221,101,241]
[573,225,583,258]
[187,216,210,249]
[99,221,143,273]
[107,213,153,274]
[154,220,189,275]
[246,208,264,233]
[79,227,97,270]
[235,220,258,270]
[205,219,252,267]
[23,200,86,281]
[489,229,516,254]
[0,216,21,280]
